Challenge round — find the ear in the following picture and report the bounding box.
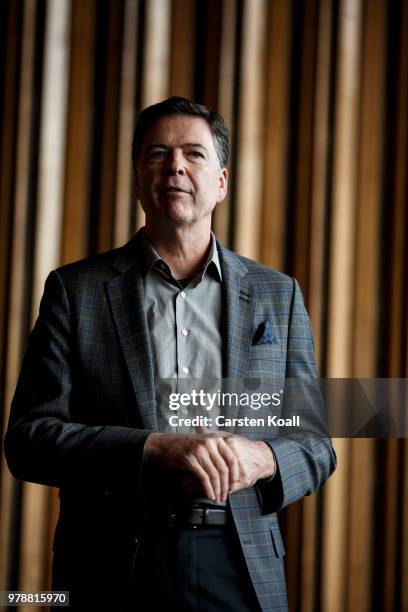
[216,168,228,203]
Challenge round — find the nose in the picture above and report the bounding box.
[166,150,185,176]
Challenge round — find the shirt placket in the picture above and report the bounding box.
[175,288,192,433]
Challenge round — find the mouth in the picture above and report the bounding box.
[159,187,189,194]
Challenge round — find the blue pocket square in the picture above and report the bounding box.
[252,321,278,345]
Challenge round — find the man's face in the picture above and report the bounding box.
[135,115,228,228]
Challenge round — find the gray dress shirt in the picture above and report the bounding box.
[142,230,227,505]
[142,231,223,417]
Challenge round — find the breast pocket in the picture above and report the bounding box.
[248,343,285,379]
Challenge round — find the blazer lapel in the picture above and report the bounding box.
[106,233,157,430]
[218,243,257,433]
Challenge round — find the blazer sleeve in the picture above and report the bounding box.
[256,278,336,514]
[4,271,151,492]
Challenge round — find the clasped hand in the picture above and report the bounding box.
[144,427,275,503]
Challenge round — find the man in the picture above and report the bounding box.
[5,97,336,611]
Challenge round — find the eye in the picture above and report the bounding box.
[149,150,168,160]
[189,150,205,159]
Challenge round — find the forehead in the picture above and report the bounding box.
[141,114,216,152]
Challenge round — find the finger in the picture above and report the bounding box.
[191,442,224,501]
[195,434,237,500]
[198,444,224,502]
[206,441,231,502]
[186,441,223,501]
[187,455,217,501]
[218,438,240,497]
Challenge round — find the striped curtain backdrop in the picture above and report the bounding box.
[0,1,407,611]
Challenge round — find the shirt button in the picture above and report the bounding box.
[180,291,186,298]
[182,408,188,415]
[181,328,188,336]
[182,367,189,374]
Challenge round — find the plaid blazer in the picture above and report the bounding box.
[5,230,336,611]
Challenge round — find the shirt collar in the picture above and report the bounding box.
[141,228,222,283]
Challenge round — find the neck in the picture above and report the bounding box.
[144,220,213,279]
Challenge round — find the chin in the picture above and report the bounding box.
[165,215,193,228]
[164,202,193,225]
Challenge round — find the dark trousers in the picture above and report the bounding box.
[125,521,261,611]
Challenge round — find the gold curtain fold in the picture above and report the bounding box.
[1,1,407,610]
